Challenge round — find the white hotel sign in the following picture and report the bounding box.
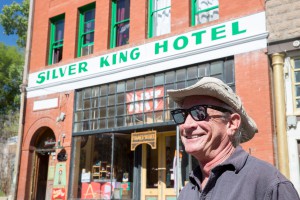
[27,12,267,97]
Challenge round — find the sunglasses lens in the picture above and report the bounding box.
[171,110,186,124]
[190,106,206,121]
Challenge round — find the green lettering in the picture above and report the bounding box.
[174,36,188,50]
[192,30,207,44]
[52,69,58,79]
[46,71,50,80]
[232,21,246,35]
[100,56,110,67]
[212,25,226,40]
[59,67,67,77]
[130,48,140,60]
[120,51,128,63]
[155,40,168,55]
[112,53,117,65]
[79,62,88,73]
[68,64,76,75]
[36,72,46,84]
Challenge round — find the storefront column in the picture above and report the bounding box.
[271,53,290,178]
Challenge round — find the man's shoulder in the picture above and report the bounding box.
[244,154,289,184]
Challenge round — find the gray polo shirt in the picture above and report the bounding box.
[178,146,300,200]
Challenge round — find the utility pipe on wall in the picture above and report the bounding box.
[271,53,290,178]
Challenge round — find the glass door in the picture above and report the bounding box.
[141,132,177,200]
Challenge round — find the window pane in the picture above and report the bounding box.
[55,19,64,41]
[108,95,115,106]
[100,97,107,106]
[224,59,234,83]
[83,33,94,44]
[109,83,116,94]
[198,63,209,77]
[100,108,106,118]
[126,79,134,91]
[176,69,185,81]
[117,0,130,21]
[76,91,83,110]
[117,81,125,93]
[155,74,164,85]
[296,85,300,97]
[146,145,158,188]
[116,22,130,46]
[296,99,300,108]
[187,67,197,80]
[117,93,125,104]
[145,75,154,87]
[165,71,175,83]
[295,71,300,82]
[195,0,219,25]
[153,0,171,37]
[210,61,223,75]
[52,47,63,64]
[84,9,95,22]
[136,78,144,89]
[83,99,91,109]
[91,98,98,108]
[84,21,95,33]
[107,106,115,117]
[100,85,108,96]
[92,87,99,97]
[117,104,125,116]
[295,59,300,69]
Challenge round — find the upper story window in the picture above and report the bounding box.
[191,0,219,26]
[110,0,130,48]
[77,3,95,57]
[292,58,300,113]
[148,0,171,38]
[48,14,65,65]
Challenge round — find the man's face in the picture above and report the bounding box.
[179,95,233,161]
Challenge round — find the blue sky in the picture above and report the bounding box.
[0,0,23,47]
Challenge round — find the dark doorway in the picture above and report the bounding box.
[35,152,49,200]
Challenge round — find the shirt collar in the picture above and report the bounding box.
[216,145,249,173]
[189,146,249,181]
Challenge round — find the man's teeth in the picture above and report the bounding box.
[185,135,202,139]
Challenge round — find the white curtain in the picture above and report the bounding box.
[196,0,219,25]
[153,0,171,36]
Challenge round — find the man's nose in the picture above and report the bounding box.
[182,114,198,128]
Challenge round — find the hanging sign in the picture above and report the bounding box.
[131,131,157,151]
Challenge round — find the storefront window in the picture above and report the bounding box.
[74,57,235,134]
[70,133,134,199]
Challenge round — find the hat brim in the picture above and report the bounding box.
[167,77,258,143]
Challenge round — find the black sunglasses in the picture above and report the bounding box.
[170,105,232,125]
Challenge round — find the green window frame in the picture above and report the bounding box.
[191,0,219,26]
[48,14,65,65]
[110,0,130,48]
[148,0,171,38]
[292,58,300,113]
[77,3,95,57]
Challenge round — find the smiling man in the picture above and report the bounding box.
[168,77,299,200]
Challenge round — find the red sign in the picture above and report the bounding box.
[52,188,66,200]
[126,86,164,114]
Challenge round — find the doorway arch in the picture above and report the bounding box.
[30,127,56,200]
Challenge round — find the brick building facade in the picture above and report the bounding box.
[17,0,273,199]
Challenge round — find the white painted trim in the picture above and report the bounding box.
[33,98,58,111]
[287,125,300,194]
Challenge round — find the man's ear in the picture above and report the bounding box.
[226,113,241,137]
